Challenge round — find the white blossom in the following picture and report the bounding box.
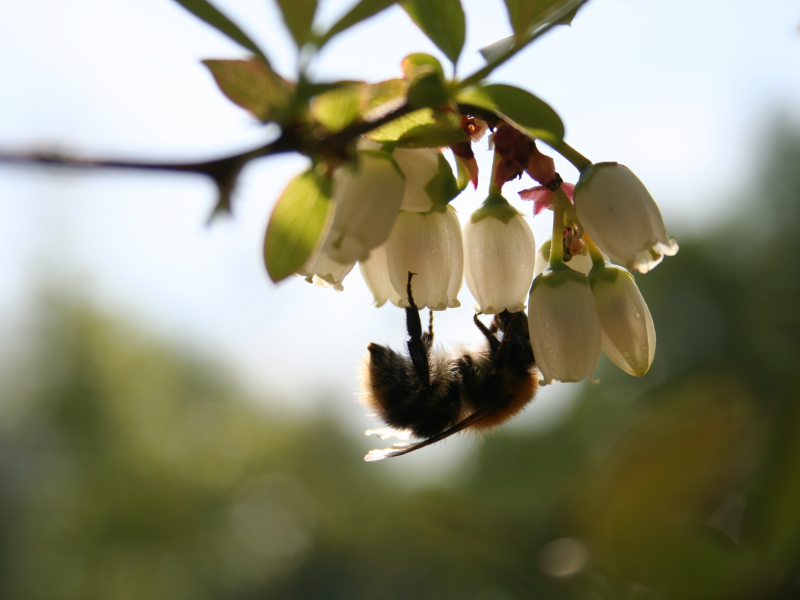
[322,149,405,264]
[296,250,355,292]
[464,198,535,314]
[590,264,656,376]
[574,163,678,273]
[386,205,463,310]
[358,243,402,307]
[528,267,601,384]
[360,141,449,213]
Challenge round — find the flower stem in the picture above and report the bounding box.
[549,203,566,267]
[583,233,606,267]
[552,141,592,173]
[488,148,503,195]
[554,186,582,235]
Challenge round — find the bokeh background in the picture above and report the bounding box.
[2,0,800,598]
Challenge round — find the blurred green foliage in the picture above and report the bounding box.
[3,125,800,599]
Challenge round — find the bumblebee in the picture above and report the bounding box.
[361,273,539,461]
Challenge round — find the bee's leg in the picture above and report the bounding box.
[473,313,501,354]
[405,272,431,388]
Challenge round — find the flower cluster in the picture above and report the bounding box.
[295,124,676,386]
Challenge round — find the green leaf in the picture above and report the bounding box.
[264,169,332,283]
[457,84,564,144]
[453,153,474,191]
[366,108,466,148]
[275,0,318,47]
[319,0,397,46]
[502,0,587,40]
[171,0,270,64]
[401,53,445,80]
[406,71,449,109]
[311,83,367,133]
[366,79,408,111]
[424,152,462,208]
[401,0,466,65]
[202,58,294,122]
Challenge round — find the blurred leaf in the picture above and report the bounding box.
[319,0,397,46]
[502,0,587,40]
[457,84,563,144]
[366,79,407,111]
[275,0,318,47]
[401,53,445,80]
[172,0,270,64]
[406,71,449,109]
[311,83,367,133]
[366,108,466,147]
[264,169,332,282]
[453,152,475,191]
[401,0,466,65]
[478,35,515,63]
[202,58,294,122]
[424,152,461,208]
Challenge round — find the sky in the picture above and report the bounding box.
[1,0,799,475]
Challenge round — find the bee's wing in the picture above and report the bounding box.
[364,427,413,441]
[363,410,491,462]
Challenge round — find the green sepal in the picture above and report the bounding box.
[589,262,629,287]
[202,58,294,122]
[457,84,564,144]
[424,152,461,210]
[366,108,466,148]
[263,167,332,283]
[401,0,466,65]
[530,263,589,293]
[470,193,523,224]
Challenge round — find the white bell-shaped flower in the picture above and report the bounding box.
[464,195,535,314]
[386,205,463,310]
[528,267,601,384]
[359,243,402,307]
[573,163,678,273]
[393,147,441,212]
[533,239,594,278]
[322,149,405,264]
[359,141,451,213]
[589,264,656,376]
[296,250,355,292]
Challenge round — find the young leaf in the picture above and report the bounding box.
[171,0,270,64]
[319,0,398,46]
[366,109,466,148]
[202,58,294,122]
[275,0,318,47]
[367,79,408,111]
[311,84,368,133]
[401,0,466,65]
[264,169,332,283]
[502,0,587,40]
[457,84,564,144]
[425,152,462,208]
